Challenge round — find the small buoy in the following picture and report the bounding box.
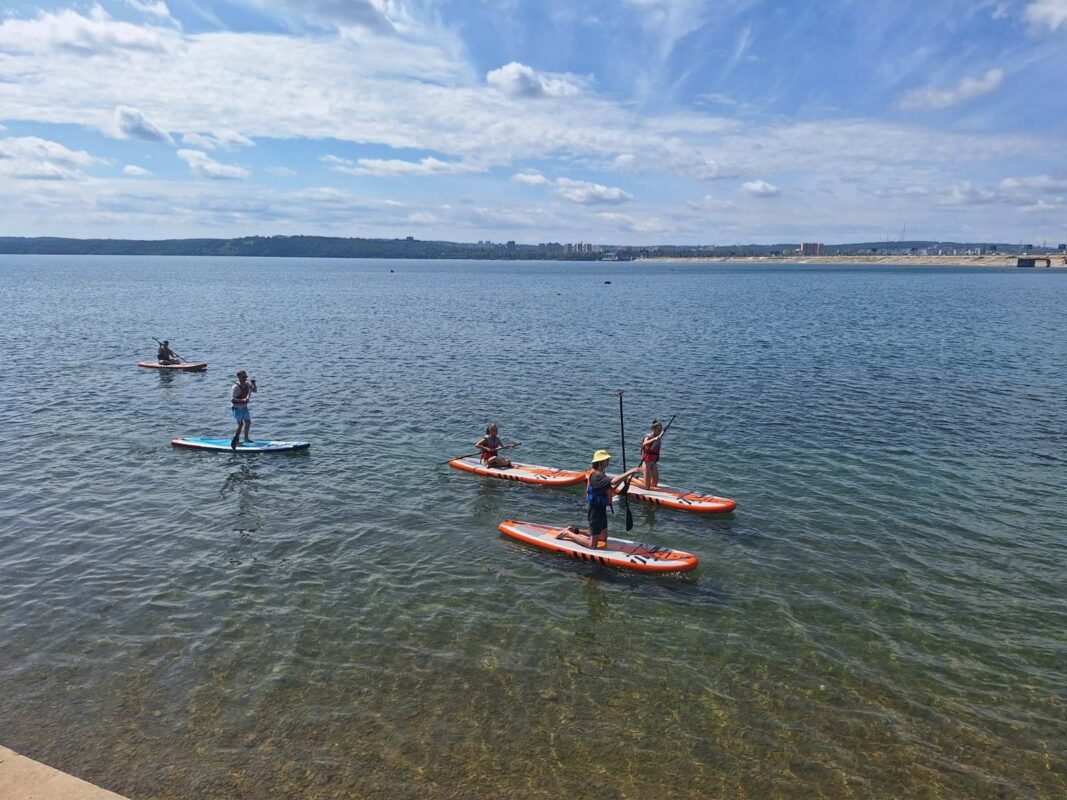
[604,280,611,284]
[390,269,395,273]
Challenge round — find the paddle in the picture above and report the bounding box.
[442,442,520,465]
[618,390,634,531]
[153,337,186,364]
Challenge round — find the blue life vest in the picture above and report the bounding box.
[587,474,612,509]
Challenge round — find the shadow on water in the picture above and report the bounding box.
[500,535,731,608]
[220,462,262,534]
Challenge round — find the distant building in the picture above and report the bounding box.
[1059,244,1066,252]
[800,242,824,256]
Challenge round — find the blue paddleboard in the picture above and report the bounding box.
[171,437,310,453]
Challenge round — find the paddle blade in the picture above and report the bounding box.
[621,478,634,531]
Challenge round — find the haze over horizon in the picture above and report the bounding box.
[1,0,1065,245]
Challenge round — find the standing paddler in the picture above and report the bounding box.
[230,370,257,449]
[556,449,642,549]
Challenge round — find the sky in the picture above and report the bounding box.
[0,0,1065,244]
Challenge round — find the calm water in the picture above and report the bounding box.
[0,256,1064,799]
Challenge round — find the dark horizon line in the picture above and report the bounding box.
[0,234,1051,248]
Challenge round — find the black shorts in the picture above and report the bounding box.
[587,505,608,537]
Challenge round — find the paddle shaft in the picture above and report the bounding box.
[443,442,520,465]
[617,390,634,531]
[646,414,677,451]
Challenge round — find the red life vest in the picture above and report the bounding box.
[480,435,503,462]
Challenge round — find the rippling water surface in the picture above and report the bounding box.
[1,256,1064,799]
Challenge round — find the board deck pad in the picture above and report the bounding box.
[498,519,698,573]
[138,361,207,371]
[613,478,737,513]
[171,437,310,453]
[449,456,587,486]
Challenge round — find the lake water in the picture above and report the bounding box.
[0,256,1064,799]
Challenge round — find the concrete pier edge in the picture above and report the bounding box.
[0,745,129,800]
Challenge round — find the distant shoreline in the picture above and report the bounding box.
[2,236,1064,266]
[643,254,1067,268]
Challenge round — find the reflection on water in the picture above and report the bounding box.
[0,256,1064,800]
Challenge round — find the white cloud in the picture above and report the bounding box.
[0,11,1044,190]
[124,1,173,19]
[740,180,780,197]
[267,166,298,177]
[0,136,100,180]
[1025,0,1067,31]
[182,130,254,150]
[177,149,249,179]
[512,171,549,185]
[245,0,408,34]
[698,194,735,210]
[596,211,669,233]
[999,174,1067,192]
[486,62,584,98]
[941,181,996,205]
[113,106,173,144]
[898,68,1005,110]
[123,164,152,176]
[0,7,174,55]
[555,177,632,204]
[324,154,480,177]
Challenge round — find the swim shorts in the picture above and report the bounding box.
[587,505,608,537]
[231,405,251,423]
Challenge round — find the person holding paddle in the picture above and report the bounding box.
[557,450,642,550]
[157,340,179,365]
[639,419,665,489]
[475,423,513,468]
[230,370,257,449]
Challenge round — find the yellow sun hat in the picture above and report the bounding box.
[591,449,612,463]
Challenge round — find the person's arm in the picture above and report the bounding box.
[474,436,488,450]
[610,466,643,488]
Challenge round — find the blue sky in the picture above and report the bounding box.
[0,0,1065,244]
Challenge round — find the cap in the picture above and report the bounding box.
[592,449,612,463]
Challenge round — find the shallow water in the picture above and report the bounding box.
[0,256,1064,799]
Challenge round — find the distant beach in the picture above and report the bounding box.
[643,254,1067,267]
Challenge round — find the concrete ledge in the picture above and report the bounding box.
[0,746,128,800]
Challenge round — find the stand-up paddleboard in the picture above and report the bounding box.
[613,479,736,513]
[139,361,207,372]
[499,520,698,574]
[171,437,309,453]
[448,456,586,486]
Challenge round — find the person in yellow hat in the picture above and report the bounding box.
[557,449,642,549]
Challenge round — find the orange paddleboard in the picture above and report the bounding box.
[498,520,698,574]
[449,456,586,486]
[613,479,736,513]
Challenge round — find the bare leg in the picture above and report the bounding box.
[243,419,253,442]
[557,527,606,549]
[647,463,659,489]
